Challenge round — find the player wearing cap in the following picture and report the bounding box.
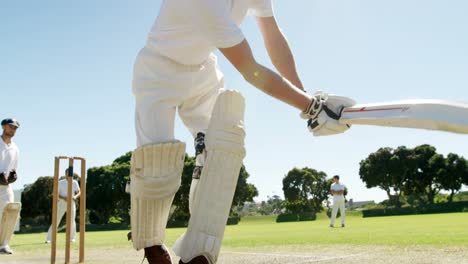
[0,118,21,255]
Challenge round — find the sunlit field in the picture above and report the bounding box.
[4,212,468,263]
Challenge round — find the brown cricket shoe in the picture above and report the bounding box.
[144,245,172,264]
[179,255,210,264]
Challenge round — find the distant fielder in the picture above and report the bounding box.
[45,169,81,243]
[329,175,346,228]
[0,118,21,255]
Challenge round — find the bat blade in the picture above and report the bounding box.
[339,99,468,134]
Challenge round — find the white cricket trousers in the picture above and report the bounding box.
[0,186,14,246]
[0,186,14,216]
[132,45,224,147]
[330,199,345,226]
[46,200,76,241]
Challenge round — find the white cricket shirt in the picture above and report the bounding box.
[0,138,19,179]
[330,182,346,201]
[0,138,19,199]
[147,0,274,65]
[58,179,80,199]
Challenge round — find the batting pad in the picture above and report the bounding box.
[174,90,246,263]
[130,141,186,250]
[0,202,21,245]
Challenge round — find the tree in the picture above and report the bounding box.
[359,147,408,207]
[461,157,468,186]
[282,167,328,213]
[438,154,467,202]
[257,195,283,215]
[21,176,54,224]
[86,154,130,224]
[403,145,441,205]
[232,165,259,210]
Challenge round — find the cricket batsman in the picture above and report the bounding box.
[0,118,21,255]
[129,0,354,263]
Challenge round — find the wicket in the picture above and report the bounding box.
[50,156,86,264]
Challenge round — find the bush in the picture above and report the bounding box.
[166,216,240,228]
[276,212,316,222]
[167,219,188,228]
[85,223,129,232]
[298,212,316,221]
[276,213,298,222]
[227,216,240,225]
[362,201,468,217]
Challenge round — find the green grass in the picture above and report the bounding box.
[219,212,468,248]
[10,212,468,253]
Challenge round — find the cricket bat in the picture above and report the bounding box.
[338,99,468,134]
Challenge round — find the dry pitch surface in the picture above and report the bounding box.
[2,244,467,264]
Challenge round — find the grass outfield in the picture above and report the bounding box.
[3,212,468,263]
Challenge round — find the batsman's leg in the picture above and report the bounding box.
[130,141,186,263]
[174,90,246,264]
[0,202,21,254]
[46,200,67,242]
[339,200,346,226]
[330,201,339,227]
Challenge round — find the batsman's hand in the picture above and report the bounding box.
[8,170,18,184]
[0,172,8,185]
[301,92,356,136]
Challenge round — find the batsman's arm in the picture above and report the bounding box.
[256,16,304,90]
[219,40,311,112]
[73,190,81,200]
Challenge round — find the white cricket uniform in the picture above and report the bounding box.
[133,0,274,146]
[0,138,19,221]
[330,182,346,226]
[46,179,80,242]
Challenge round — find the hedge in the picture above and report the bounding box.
[276,212,317,223]
[362,201,468,218]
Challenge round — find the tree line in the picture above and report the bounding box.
[360,144,468,208]
[20,144,468,226]
[21,152,258,225]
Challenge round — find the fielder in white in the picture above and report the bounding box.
[329,175,346,228]
[130,0,354,263]
[45,170,81,243]
[0,118,21,255]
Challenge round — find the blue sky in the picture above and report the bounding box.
[2,0,467,203]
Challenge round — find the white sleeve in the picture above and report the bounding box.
[248,0,274,17]
[12,148,19,171]
[73,180,81,193]
[188,0,245,48]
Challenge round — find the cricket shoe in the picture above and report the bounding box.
[179,255,210,264]
[0,245,13,255]
[144,245,172,264]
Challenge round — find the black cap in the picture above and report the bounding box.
[1,118,20,128]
